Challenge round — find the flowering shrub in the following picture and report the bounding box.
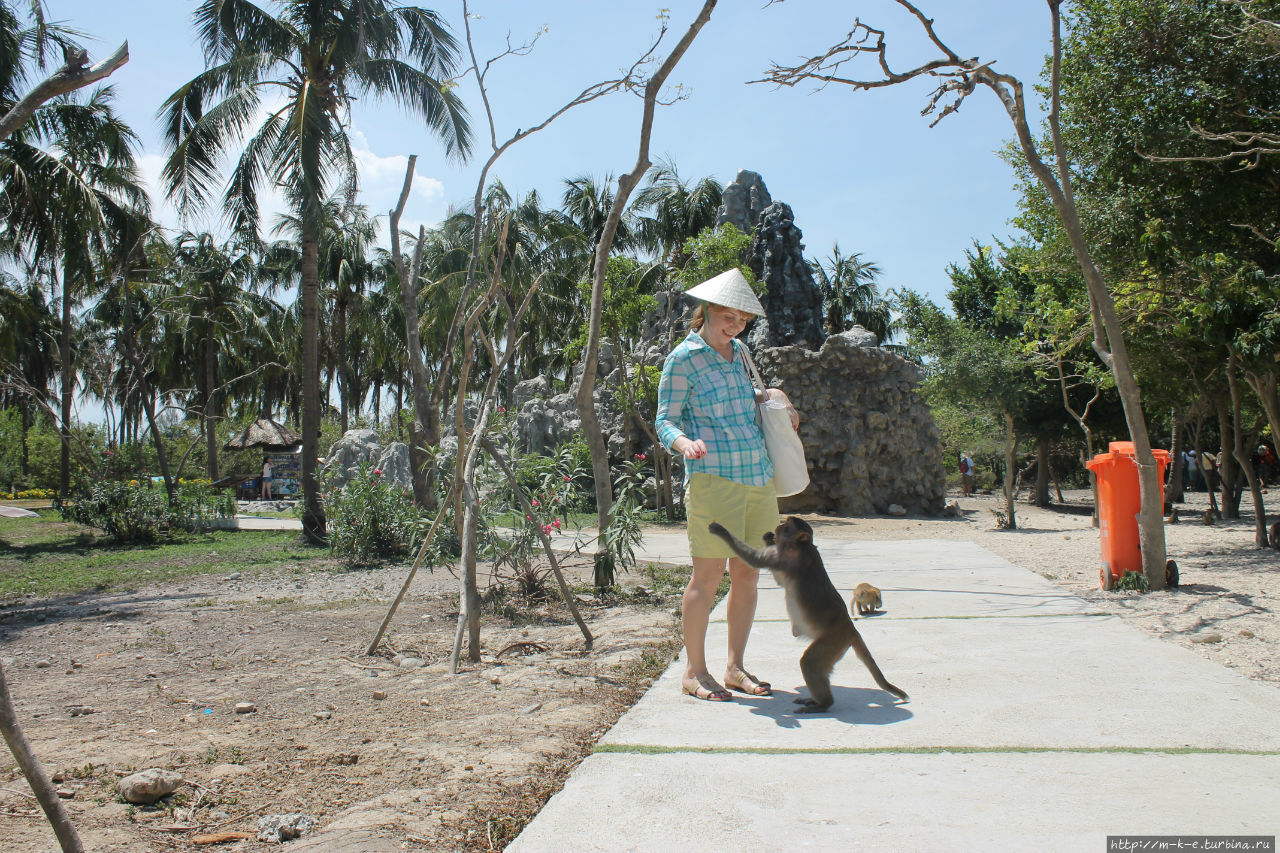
[485,444,589,599]
[323,464,424,563]
[15,488,55,500]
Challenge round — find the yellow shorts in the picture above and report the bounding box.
[685,473,779,560]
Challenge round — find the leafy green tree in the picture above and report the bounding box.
[676,223,759,291]
[899,288,1033,527]
[161,0,472,543]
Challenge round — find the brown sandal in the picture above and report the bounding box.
[682,674,732,702]
[724,667,772,696]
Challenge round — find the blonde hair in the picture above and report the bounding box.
[689,302,709,332]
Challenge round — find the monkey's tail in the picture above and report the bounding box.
[850,631,908,701]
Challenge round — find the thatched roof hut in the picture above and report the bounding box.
[223,417,301,452]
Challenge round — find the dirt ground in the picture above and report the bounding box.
[0,549,680,852]
[2,486,1278,851]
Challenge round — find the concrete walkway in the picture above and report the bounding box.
[509,533,1280,852]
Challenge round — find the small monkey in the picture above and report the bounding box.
[1202,508,1215,526]
[708,517,908,712]
[1165,506,1179,525]
[852,583,882,616]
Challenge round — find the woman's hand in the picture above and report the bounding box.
[763,388,800,431]
[673,436,708,460]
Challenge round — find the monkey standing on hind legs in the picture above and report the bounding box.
[708,517,908,712]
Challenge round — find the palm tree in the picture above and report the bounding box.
[161,0,471,542]
[167,232,275,481]
[561,174,640,254]
[1,84,147,496]
[274,196,379,432]
[632,158,722,268]
[810,243,899,345]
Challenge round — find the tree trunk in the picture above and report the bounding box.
[300,229,326,543]
[1002,411,1018,530]
[1245,369,1280,456]
[1034,437,1050,507]
[1214,395,1241,519]
[0,661,85,852]
[204,331,220,481]
[1002,5,1166,586]
[337,298,349,434]
[575,0,719,535]
[1167,410,1185,506]
[1227,353,1268,547]
[56,265,72,499]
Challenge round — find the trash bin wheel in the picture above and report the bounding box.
[1100,563,1113,591]
[1165,559,1179,589]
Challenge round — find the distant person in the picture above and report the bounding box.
[1256,444,1275,488]
[960,451,976,496]
[260,456,273,500]
[1185,449,1200,491]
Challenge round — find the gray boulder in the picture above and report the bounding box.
[117,768,183,804]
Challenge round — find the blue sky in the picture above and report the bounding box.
[54,0,1055,307]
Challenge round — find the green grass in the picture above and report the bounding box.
[488,510,599,529]
[0,510,335,601]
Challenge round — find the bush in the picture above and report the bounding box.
[323,464,424,563]
[60,479,236,544]
[61,481,171,544]
[170,478,236,531]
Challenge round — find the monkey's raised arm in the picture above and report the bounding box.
[707,521,785,570]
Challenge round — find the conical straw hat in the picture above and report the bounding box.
[684,267,765,316]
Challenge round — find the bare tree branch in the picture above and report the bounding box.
[0,41,129,141]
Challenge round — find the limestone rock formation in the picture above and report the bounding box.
[716,169,772,235]
[320,429,412,493]
[754,330,946,516]
[747,201,826,351]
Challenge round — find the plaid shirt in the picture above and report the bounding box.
[656,332,773,486]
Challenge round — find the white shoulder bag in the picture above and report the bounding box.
[739,347,810,498]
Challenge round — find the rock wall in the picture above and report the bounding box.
[755,330,946,516]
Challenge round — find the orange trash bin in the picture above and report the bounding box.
[1085,441,1171,588]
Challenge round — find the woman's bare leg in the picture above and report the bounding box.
[683,556,728,691]
[725,556,759,673]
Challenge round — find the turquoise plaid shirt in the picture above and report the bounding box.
[656,332,773,487]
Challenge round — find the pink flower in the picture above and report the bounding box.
[373,468,383,477]
[564,475,571,482]
[498,406,506,413]
[542,524,552,535]
[525,515,533,522]
[634,453,646,460]
[552,519,561,529]
[531,499,540,507]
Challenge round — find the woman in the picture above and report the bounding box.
[655,268,798,702]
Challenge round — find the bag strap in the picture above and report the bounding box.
[736,341,766,393]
